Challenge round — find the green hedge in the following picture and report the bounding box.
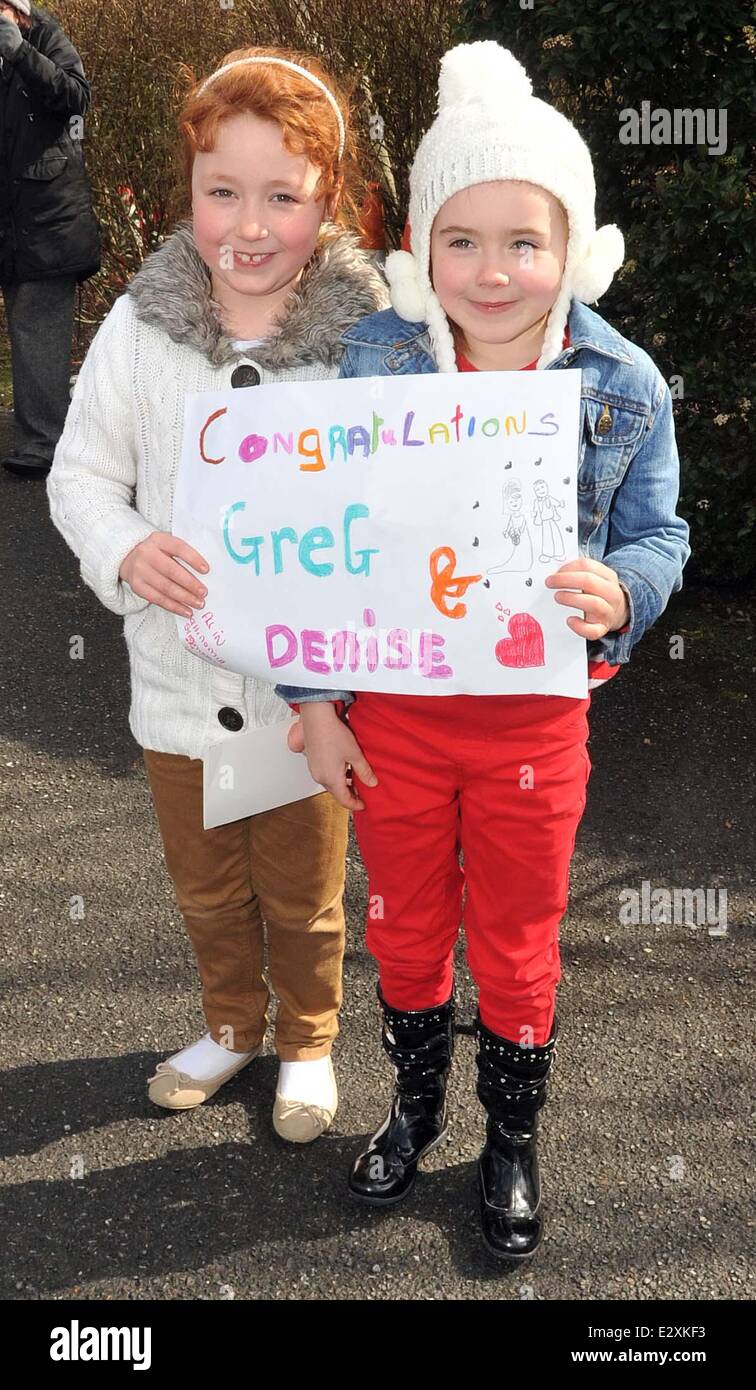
[459,0,755,584]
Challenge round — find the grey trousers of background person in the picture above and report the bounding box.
[1,275,77,465]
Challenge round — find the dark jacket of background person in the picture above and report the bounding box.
[0,4,100,282]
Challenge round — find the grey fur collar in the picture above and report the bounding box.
[126,218,388,369]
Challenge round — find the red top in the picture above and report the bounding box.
[454,325,624,690]
[456,325,571,372]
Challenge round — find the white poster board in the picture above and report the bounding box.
[173,370,587,699]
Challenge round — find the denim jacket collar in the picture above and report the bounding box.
[549,300,634,369]
[341,297,634,370]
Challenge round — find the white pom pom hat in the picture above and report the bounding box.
[386,41,625,371]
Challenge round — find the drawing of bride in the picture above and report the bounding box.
[487,479,534,574]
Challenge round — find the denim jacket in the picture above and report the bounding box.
[277,298,691,705]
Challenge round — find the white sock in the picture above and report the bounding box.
[277,1055,334,1105]
[169,1032,254,1081]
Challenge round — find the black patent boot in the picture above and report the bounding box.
[475,1013,559,1260]
[349,987,455,1205]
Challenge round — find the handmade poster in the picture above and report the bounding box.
[172,370,587,698]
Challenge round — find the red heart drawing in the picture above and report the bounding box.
[495,612,546,668]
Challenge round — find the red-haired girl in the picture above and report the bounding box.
[47,47,387,1142]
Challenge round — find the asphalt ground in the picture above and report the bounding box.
[1,418,754,1302]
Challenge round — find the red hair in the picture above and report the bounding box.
[174,46,364,234]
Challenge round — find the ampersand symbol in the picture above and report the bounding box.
[429,546,482,619]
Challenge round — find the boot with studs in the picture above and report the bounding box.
[475,1011,559,1260]
[348,986,455,1205]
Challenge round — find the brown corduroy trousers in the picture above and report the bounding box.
[142,748,349,1061]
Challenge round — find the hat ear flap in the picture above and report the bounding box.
[570,224,625,303]
[385,250,428,323]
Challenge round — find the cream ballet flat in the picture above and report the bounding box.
[272,1056,338,1143]
[148,1043,263,1110]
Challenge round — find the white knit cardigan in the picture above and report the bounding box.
[46,222,388,760]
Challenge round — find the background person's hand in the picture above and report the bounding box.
[119,532,209,617]
[0,12,24,57]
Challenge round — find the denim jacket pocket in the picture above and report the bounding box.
[579,398,647,492]
[382,344,436,374]
[380,334,433,375]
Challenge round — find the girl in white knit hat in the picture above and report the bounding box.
[282,41,690,1257]
[47,46,387,1142]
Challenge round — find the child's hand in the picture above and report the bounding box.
[545,557,629,639]
[287,718,306,754]
[119,532,209,617]
[297,702,378,811]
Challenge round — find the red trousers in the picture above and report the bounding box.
[348,692,592,1046]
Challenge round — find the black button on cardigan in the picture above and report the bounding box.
[231,364,261,388]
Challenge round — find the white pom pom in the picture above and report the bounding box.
[570,224,625,303]
[438,42,532,112]
[385,250,428,323]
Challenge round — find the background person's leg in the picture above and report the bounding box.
[2,275,77,475]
